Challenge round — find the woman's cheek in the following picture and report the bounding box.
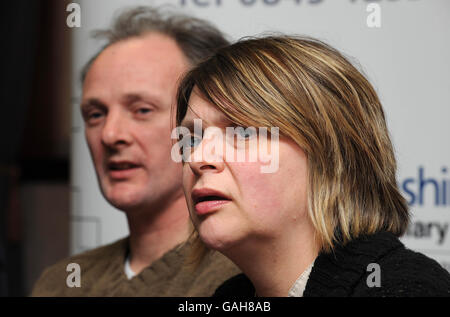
[233,161,284,219]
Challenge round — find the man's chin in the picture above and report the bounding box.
[102,186,148,212]
[108,199,143,212]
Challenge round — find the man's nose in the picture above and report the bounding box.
[101,110,132,148]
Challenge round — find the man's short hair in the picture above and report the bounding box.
[81,6,230,82]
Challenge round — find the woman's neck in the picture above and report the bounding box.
[224,227,319,297]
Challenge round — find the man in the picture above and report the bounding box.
[32,6,239,296]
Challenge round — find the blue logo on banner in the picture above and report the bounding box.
[401,166,449,207]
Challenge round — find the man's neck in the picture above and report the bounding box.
[125,196,191,275]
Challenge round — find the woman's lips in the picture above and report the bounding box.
[191,188,231,216]
[194,199,230,216]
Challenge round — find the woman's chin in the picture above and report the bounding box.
[196,213,247,252]
[198,228,240,253]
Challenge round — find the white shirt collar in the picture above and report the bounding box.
[124,255,137,280]
[288,261,315,297]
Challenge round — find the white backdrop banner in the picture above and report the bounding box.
[70,0,450,272]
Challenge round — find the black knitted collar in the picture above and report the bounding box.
[214,231,404,297]
[304,231,403,296]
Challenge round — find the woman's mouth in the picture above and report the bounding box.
[192,189,231,216]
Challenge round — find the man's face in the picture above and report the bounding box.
[81,33,190,212]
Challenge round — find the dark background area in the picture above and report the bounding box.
[1,0,72,296]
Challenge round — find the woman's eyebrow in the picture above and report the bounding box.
[181,104,234,130]
[180,119,196,132]
[214,114,233,126]
[181,117,231,133]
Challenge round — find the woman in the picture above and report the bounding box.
[175,36,450,296]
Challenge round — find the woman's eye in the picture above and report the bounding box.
[235,127,257,139]
[188,135,202,148]
[179,135,202,159]
[178,135,202,151]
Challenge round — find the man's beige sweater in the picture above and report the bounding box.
[31,238,240,297]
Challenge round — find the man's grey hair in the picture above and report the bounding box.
[81,6,230,83]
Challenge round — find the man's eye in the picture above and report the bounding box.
[137,108,151,115]
[87,111,103,121]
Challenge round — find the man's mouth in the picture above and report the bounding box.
[108,162,140,171]
[107,161,141,179]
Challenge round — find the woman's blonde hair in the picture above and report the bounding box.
[176,35,409,264]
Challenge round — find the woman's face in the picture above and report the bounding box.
[181,89,310,252]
